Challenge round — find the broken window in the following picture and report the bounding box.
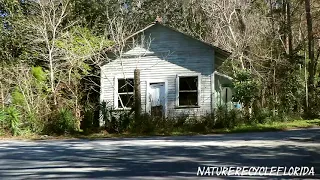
[117,78,134,108]
[178,76,199,106]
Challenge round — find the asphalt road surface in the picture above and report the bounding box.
[0,128,319,179]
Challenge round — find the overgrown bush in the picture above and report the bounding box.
[228,108,243,126]
[214,106,228,128]
[232,70,261,114]
[47,108,78,135]
[82,109,95,133]
[278,69,304,114]
[305,91,320,119]
[173,114,188,128]
[108,111,133,133]
[81,105,100,134]
[252,108,272,124]
[131,113,156,134]
[272,111,290,122]
[212,106,243,129]
[182,117,207,133]
[0,106,21,136]
[1,66,51,134]
[93,101,309,136]
[100,102,134,133]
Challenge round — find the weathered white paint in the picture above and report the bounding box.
[211,50,216,113]
[100,24,230,122]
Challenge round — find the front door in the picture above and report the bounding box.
[148,83,166,117]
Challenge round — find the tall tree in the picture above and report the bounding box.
[304,0,316,115]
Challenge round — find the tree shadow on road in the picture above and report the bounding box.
[0,129,318,179]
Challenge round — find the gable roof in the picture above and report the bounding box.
[104,21,231,58]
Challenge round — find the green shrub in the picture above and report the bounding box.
[211,106,244,129]
[109,110,133,133]
[252,108,272,124]
[228,108,243,127]
[232,70,261,110]
[173,114,188,128]
[25,112,43,133]
[214,106,231,129]
[12,88,25,105]
[275,112,289,122]
[0,106,21,136]
[202,113,215,130]
[31,66,47,82]
[131,113,156,134]
[81,104,101,134]
[156,117,176,134]
[183,118,208,133]
[48,108,77,135]
[82,109,95,133]
[130,114,177,134]
[100,102,134,133]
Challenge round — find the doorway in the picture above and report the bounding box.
[147,82,166,117]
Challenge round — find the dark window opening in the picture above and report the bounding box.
[179,76,198,106]
[118,78,134,93]
[179,76,198,91]
[118,78,134,108]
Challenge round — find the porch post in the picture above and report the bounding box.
[134,69,141,119]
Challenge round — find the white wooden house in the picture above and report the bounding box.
[100,22,233,122]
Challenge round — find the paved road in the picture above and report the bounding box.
[0,128,319,180]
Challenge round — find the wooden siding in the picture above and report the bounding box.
[101,24,215,118]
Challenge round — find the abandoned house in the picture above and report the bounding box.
[100,21,233,122]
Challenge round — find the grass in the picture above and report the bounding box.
[73,119,320,139]
[0,119,319,140]
[214,119,320,134]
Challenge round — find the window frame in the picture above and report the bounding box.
[114,76,134,110]
[176,73,201,108]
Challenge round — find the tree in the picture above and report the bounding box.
[25,0,70,106]
[232,70,260,116]
[304,0,317,116]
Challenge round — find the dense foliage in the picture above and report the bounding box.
[0,0,319,136]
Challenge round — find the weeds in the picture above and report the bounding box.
[46,108,78,135]
[0,106,21,136]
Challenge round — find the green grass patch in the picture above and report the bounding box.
[213,119,320,134]
[1,119,319,140]
[74,119,320,139]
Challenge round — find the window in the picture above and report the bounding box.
[177,75,200,107]
[117,78,134,108]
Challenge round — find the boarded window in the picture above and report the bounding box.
[178,76,198,106]
[118,78,134,108]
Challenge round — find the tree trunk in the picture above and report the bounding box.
[286,0,293,58]
[281,0,287,52]
[235,8,249,69]
[0,82,4,108]
[134,69,141,120]
[304,0,315,115]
